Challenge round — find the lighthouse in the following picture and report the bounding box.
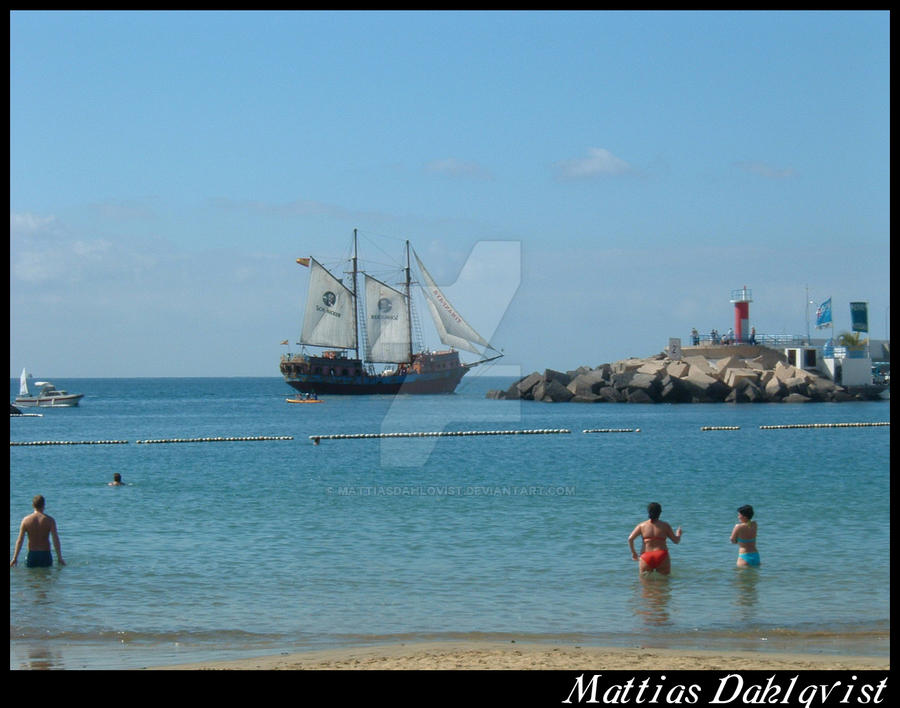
[730,286,752,343]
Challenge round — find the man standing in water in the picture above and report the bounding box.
[9,495,66,568]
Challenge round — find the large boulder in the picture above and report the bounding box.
[566,368,610,397]
[637,360,667,376]
[666,361,690,378]
[658,375,693,403]
[513,371,543,399]
[831,390,857,402]
[610,370,636,390]
[726,377,766,403]
[543,369,572,387]
[782,392,812,403]
[742,380,767,402]
[596,386,627,402]
[533,377,575,403]
[612,358,646,375]
[714,355,743,379]
[626,388,655,403]
[764,374,786,401]
[782,376,810,398]
[680,369,730,402]
[683,356,717,376]
[806,377,840,401]
[751,348,788,370]
[774,361,799,383]
[723,367,760,389]
[571,393,602,403]
[593,363,613,380]
[626,372,663,401]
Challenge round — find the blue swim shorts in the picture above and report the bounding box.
[25,550,53,568]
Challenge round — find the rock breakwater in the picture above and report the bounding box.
[487,347,867,403]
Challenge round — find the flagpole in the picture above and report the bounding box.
[805,285,811,344]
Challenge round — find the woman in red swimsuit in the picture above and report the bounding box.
[628,502,682,575]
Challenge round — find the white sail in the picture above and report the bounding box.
[19,368,30,396]
[413,250,495,356]
[299,258,357,350]
[363,274,411,363]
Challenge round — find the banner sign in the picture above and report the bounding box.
[849,302,868,333]
[815,297,832,328]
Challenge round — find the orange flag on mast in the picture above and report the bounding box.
[296,257,310,267]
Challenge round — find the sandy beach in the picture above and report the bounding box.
[146,641,889,671]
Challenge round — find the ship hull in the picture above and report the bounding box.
[280,350,469,395]
[282,367,468,395]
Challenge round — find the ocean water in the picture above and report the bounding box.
[10,376,890,669]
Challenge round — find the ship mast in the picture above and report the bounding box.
[352,228,360,361]
[405,240,414,363]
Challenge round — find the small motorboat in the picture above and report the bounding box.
[14,369,83,407]
[286,397,324,404]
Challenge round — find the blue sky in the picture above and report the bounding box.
[10,11,890,378]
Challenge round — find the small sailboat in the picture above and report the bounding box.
[13,368,83,407]
[280,230,502,395]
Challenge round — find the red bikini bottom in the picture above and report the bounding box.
[640,549,669,569]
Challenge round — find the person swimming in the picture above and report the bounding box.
[730,504,760,567]
[628,502,683,575]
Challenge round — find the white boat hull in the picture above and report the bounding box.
[14,394,83,408]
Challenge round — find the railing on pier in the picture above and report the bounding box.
[685,335,872,361]
[688,334,808,347]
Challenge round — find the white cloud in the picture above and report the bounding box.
[555,147,634,179]
[424,157,492,179]
[208,196,396,225]
[10,209,151,286]
[734,161,797,179]
[10,211,57,234]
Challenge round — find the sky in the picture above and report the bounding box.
[10,11,890,378]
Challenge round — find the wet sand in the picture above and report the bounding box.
[146,641,889,670]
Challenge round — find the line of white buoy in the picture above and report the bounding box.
[135,436,293,444]
[582,428,640,433]
[759,422,889,430]
[309,429,571,441]
[13,423,886,447]
[10,440,129,446]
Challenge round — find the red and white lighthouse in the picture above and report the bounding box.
[730,286,752,343]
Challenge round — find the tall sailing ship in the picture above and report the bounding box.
[280,230,502,395]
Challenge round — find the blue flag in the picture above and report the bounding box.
[849,302,868,333]
[815,297,832,328]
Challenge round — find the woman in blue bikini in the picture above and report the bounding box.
[730,504,760,567]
